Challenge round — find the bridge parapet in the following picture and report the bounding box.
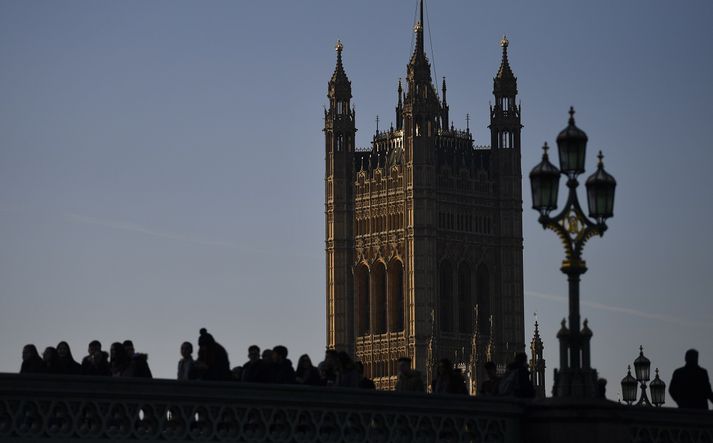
[0,374,522,442]
[1,374,711,442]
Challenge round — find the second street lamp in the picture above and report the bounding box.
[529,107,617,398]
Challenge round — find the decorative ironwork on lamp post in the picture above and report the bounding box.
[529,107,617,398]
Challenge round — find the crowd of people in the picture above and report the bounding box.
[16,328,534,398]
[20,339,152,378]
[18,329,712,408]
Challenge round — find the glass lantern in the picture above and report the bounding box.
[621,365,638,405]
[649,368,666,407]
[529,143,560,214]
[585,151,616,220]
[556,107,588,176]
[633,346,651,383]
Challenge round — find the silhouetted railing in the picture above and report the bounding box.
[1,373,712,442]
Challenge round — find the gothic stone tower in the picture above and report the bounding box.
[325,1,524,390]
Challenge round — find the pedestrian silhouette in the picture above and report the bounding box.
[195,328,231,381]
[56,341,81,375]
[20,344,44,374]
[395,357,424,392]
[499,353,535,398]
[669,349,713,410]
[271,345,296,384]
[296,354,322,386]
[240,345,262,383]
[177,341,194,380]
[81,340,110,376]
[431,359,467,395]
[479,361,501,396]
[42,347,61,374]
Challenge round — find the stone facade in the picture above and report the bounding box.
[325,2,524,390]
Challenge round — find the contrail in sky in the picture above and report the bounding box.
[526,290,710,329]
[63,213,236,248]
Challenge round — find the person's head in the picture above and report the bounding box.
[298,354,313,370]
[484,361,497,379]
[248,345,260,363]
[337,351,353,371]
[397,357,411,375]
[123,340,135,356]
[685,349,699,366]
[198,328,215,347]
[437,359,452,376]
[110,342,128,363]
[22,344,39,361]
[261,349,273,361]
[317,361,328,379]
[181,342,193,359]
[273,345,288,362]
[43,347,58,363]
[56,341,72,360]
[88,340,101,355]
[324,349,338,367]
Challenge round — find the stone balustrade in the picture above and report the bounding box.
[0,373,711,442]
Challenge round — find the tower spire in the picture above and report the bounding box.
[496,35,515,80]
[329,40,351,101]
[408,0,430,83]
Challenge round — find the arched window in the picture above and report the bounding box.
[356,264,370,336]
[476,264,490,335]
[372,262,387,334]
[388,260,404,332]
[458,262,472,333]
[439,260,453,332]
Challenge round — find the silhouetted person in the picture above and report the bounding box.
[271,345,296,384]
[177,341,194,380]
[319,350,339,386]
[109,341,152,378]
[669,349,713,410]
[336,351,359,388]
[127,352,152,378]
[56,341,81,375]
[479,361,501,396]
[196,328,231,381]
[253,348,273,383]
[231,366,243,381]
[20,344,44,374]
[431,359,467,395]
[240,345,262,383]
[355,361,375,390]
[110,342,130,376]
[81,340,110,376]
[123,340,135,357]
[42,347,61,374]
[296,354,322,386]
[499,353,535,398]
[395,357,424,392]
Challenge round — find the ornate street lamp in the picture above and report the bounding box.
[620,366,638,405]
[633,345,651,406]
[650,369,666,407]
[529,107,617,398]
[622,346,665,407]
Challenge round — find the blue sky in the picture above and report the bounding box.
[1,0,712,400]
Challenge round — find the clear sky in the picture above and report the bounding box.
[1,0,712,400]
